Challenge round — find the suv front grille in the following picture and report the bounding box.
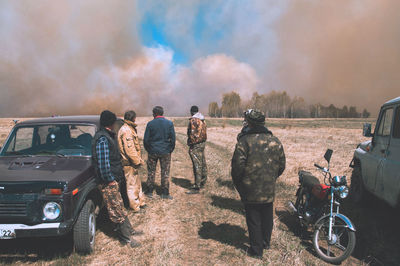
[0,202,27,216]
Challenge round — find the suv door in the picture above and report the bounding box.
[379,105,400,207]
[363,107,393,194]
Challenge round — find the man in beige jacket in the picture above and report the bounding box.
[118,110,146,212]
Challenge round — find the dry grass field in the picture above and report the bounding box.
[0,117,398,266]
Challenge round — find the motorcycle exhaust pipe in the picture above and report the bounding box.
[287,201,297,214]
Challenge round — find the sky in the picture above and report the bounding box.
[0,0,399,116]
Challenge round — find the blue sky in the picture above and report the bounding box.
[139,13,188,64]
[137,1,285,67]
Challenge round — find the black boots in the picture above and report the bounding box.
[160,188,173,199]
[115,218,141,247]
[186,185,200,194]
[124,217,144,236]
[145,186,154,198]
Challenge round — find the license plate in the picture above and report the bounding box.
[0,229,16,239]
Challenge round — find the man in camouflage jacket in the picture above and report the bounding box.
[118,110,146,212]
[186,105,208,194]
[231,109,285,258]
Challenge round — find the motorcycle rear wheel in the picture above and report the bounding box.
[313,216,356,264]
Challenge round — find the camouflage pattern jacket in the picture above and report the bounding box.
[118,120,142,167]
[231,126,286,204]
[187,112,207,146]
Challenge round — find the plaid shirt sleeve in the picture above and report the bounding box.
[95,136,115,182]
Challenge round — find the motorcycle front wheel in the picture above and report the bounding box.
[313,215,356,264]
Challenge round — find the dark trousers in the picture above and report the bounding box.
[146,153,171,193]
[244,202,273,256]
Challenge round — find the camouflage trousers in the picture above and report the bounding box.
[189,142,207,188]
[100,182,127,224]
[146,153,171,191]
[123,166,146,211]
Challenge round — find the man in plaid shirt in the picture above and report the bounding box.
[92,110,141,247]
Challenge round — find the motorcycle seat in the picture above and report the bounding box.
[298,170,320,189]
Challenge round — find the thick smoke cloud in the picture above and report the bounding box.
[270,0,400,115]
[0,1,141,116]
[1,1,399,117]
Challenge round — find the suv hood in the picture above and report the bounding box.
[0,156,92,182]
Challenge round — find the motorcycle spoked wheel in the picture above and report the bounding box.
[313,216,356,264]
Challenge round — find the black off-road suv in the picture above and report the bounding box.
[0,116,106,254]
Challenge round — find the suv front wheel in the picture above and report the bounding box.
[350,166,365,204]
[73,199,96,254]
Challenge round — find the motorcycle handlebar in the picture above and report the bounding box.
[314,163,324,170]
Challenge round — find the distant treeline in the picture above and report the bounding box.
[208,91,370,118]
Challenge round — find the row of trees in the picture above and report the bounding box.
[209,91,370,118]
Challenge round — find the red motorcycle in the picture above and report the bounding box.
[287,149,356,264]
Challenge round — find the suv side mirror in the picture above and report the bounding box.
[324,149,333,163]
[363,123,373,137]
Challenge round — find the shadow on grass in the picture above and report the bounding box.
[0,234,75,264]
[198,221,247,250]
[216,178,235,190]
[340,198,400,265]
[275,209,331,263]
[277,196,400,265]
[171,177,192,189]
[211,195,245,215]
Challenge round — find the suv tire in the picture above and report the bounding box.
[73,199,96,254]
[350,166,365,204]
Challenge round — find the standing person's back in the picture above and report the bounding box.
[186,105,208,194]
[118,110,146,212]
[143,106,176,199]
[231,109,285,259]
[144,117,175,155]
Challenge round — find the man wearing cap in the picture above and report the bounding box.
[186,105,208,194]
[231,109,286,258]
[92,110,140,247]
[143,106,176,199]
[118,110,146,212]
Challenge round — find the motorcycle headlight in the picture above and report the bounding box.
[43,202,61,220]
[338,186,349,199]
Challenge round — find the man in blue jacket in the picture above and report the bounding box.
[144,106,176,199]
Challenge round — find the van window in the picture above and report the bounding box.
[377,108,393,136]
[393,107,400,138]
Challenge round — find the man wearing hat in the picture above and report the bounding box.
[92,110,140,247]
[231,109,286,258]
[118,110,146,212]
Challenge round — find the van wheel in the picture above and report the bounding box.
[73,200,96,254]
[350,166,365,204]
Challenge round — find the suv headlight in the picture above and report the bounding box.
[338,186,349,199]
[43,202,61,220]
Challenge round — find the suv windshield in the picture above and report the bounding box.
[0,124,96,157]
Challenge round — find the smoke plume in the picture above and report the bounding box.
[1,1,399,117]
[270,0,400,115]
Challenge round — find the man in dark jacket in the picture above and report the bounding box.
[92,110,140,247]
[144,106,176,199]
[231,109,285,258]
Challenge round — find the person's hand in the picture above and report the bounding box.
[139,158,145,165]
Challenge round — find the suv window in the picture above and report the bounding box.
[377,108,393,137]
[1,124,96,156]
[393,106,400,138]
